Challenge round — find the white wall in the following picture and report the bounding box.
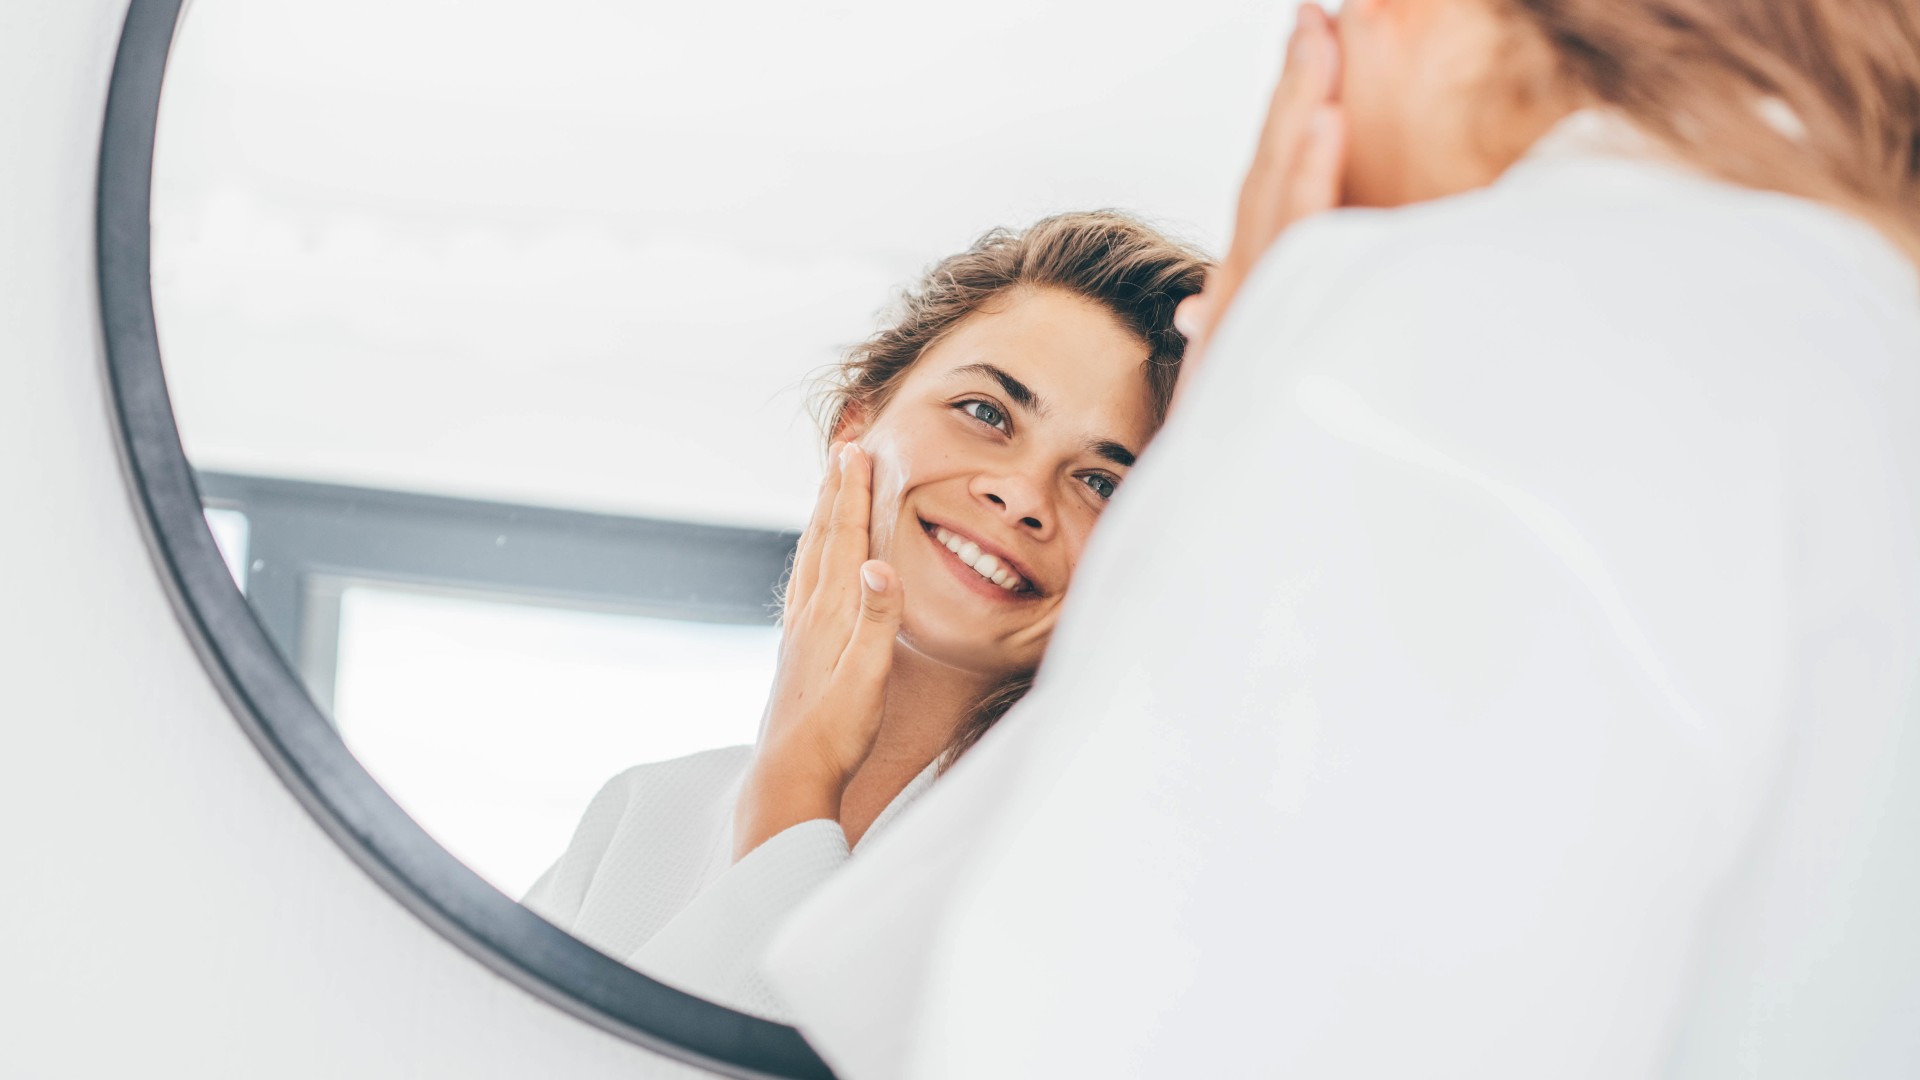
[0,2,708,1075]
[147,0,1282,530]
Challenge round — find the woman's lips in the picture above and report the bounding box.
[920,519,1040,600]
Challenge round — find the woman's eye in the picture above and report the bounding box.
[1082,473,1118,500]
[959,400,1009,432]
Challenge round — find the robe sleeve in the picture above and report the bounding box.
[765,186,1920,1079]
[520,747,755,963]
[628,818,851,1021]
[523,746,881,1022]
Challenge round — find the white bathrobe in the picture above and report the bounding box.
[523,745,937,1022]
[761,112,1920,1078]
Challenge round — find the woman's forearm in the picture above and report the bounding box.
[733,751,847,861]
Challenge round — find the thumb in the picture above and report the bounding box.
[1173,291,1214,346]
[846,559,904,663]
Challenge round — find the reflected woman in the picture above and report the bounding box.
[524,211,1208,1019]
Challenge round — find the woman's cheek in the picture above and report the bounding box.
[856,434,912,562]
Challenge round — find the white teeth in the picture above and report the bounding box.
[930,526,1026,592]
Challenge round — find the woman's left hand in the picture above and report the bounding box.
[1174,2,1346,375]
[733,442,905,860]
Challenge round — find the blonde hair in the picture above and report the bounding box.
[1501,0,1920,265]
[818,211,1211,443]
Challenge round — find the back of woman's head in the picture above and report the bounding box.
[819,211,1211,445]
[1503,0,1920,263]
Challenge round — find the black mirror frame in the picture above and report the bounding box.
[95,2,834,1076]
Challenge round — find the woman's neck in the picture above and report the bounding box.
[837,642,995,846]
[1341,1,1583,208]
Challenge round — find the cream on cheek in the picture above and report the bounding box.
[851,428,913,565]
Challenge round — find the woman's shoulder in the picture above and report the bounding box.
[1259,142,1915,331]
[524,744,757,956]
[1227,155,1917,410]
[592,744,755,811]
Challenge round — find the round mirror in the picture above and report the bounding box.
[106,0,1286,1072]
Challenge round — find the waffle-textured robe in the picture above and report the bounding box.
[524,745,936,1023]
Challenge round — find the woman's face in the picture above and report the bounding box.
[841,286,1156,680]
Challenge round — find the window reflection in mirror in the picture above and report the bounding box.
[333,586,778,896]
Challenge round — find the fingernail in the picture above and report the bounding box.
[861,564,884,591]
[1173,297,1201,339]
[842,443,862,468]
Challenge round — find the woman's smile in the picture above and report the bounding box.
[919,518,1041,599]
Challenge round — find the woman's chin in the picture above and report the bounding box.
[896,615,1039,683]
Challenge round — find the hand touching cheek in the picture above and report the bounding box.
[733,443,904,860]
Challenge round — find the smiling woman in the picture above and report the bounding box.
[526,212,1210,1023]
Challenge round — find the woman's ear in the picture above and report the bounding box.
[832,402,871,445]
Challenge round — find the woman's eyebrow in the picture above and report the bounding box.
[1089,440,1136,468]
[946,362,1133,465]
[949,363,1044,415]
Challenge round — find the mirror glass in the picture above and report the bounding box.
[151,0,1282,1006]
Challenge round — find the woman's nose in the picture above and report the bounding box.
[977,475,1053,538]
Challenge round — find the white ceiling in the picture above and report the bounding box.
[152,0,1296,529]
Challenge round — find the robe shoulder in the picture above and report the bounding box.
[522,745,753,960]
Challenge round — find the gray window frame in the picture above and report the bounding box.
[198,471,794,713]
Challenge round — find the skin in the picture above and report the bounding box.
[1177,0,1577,369]
[734,286,1155,858]
[1335,0,1574,208]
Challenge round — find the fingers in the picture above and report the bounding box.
[1173,291,1212,346]
[814,442,874,629]
[785,440,845,617]
[1220,3,1342,294]
[1249,5,1341,200]
[1256,4,1340,168]
[1191,2,1346,386]
[1172,290,1219,403]
[1282,105,1346,224]
[840,559,903,686]
[1303,4,1341,96]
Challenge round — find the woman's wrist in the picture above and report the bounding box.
[733,750,850,861]
[753,727,859,792]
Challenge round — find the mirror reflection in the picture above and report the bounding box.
[151,0,1281,1017]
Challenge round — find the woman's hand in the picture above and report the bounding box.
[1175,3,1346,375]
[733,442,904,860]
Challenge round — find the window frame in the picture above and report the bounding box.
[196,470,793,713]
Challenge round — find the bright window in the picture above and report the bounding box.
[331,585,778,897]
